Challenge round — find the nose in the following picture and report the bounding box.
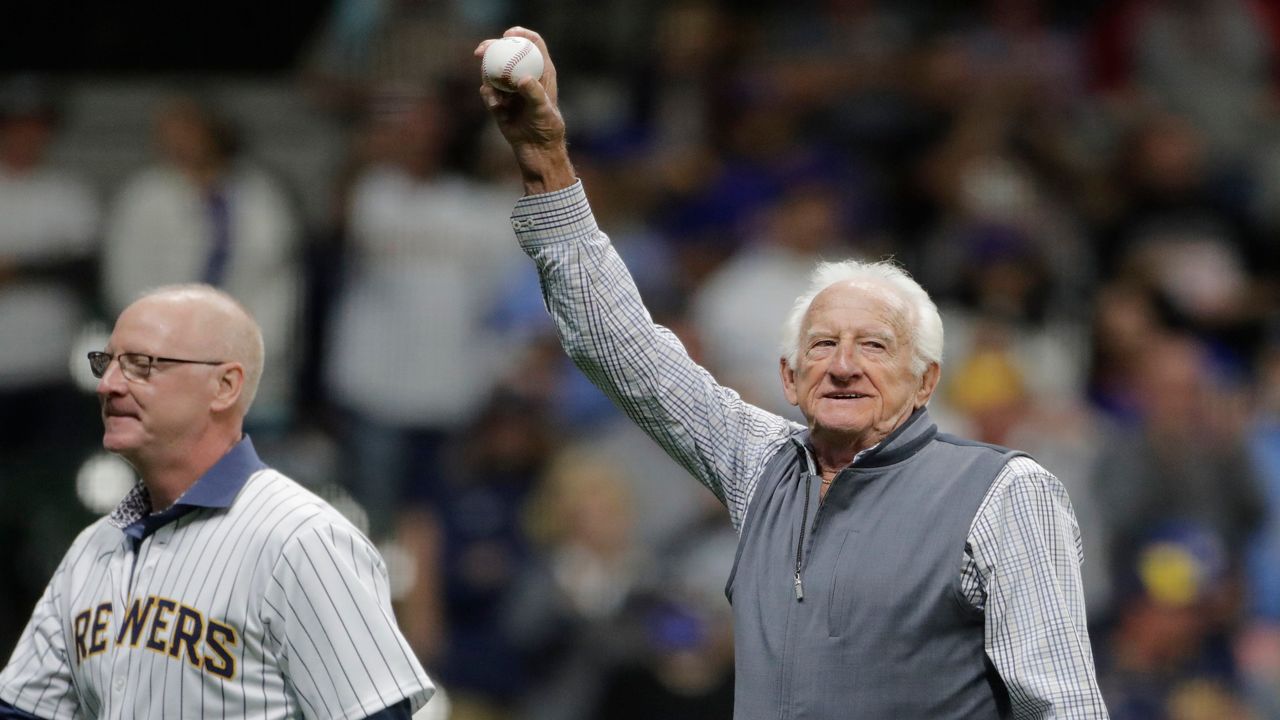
[96,357,127,397]
[827,341,863,382]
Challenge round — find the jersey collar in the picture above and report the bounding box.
[108,435,268,541]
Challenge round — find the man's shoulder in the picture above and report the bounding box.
[931,432,1024,457]
[65,516,122,557]
[930,432,1045,472]
[234,469,371,549]
[40,517,123,590]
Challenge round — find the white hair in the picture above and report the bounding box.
[780,259,943,376]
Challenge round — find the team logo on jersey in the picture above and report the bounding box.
[73,596,238,679]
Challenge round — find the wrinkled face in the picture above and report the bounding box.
[781,281,938,453]
[96,299,222,466]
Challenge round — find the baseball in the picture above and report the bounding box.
[482,36,545,93]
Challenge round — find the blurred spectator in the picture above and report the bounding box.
[1247,339,1280,622]
[1090,0,1280,169]
[396,393,555,719]
[1240,339,1280,716]
[301,0,500,118]
[644,0,730,158]
[692,185,860,416]
[324,88,520,537]
[960,0,1085,106]
[103,94,303,428]
[1096,522,1256,720]
[590,596,733,720]
[505,447,652,720]
[0,74,100,662]
[1086,281,1168,422]
[586,471,737,717]
[920,151,1097,413]
[757,0,915,108]
[655,84,865,290]
[920,152,1096,326]
[0,76,100,440]
[1099,114,1269,368]
[587,480,738,720]
[1091,333,1265,591]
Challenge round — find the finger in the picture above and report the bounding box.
[514,75,548,105]
[478,83,506,113]
[474,39,497,57]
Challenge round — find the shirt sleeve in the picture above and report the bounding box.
[260,517,434,720]
[0,559,83,720]
[965,456,1110,719]
[0,548,83,717]
[511,182,798,529]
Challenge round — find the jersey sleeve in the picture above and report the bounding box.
[0,557,83,720]
[512,182,799,529]
[260,517,434,720]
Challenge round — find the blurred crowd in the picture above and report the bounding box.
[3,0,1280,717]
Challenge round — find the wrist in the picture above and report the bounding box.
[512,142,576,195]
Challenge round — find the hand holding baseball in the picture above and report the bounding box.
[476,28,574,194]
[482,36,545,93]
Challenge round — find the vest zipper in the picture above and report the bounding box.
[794,470,811,600]
[792,439,818,602]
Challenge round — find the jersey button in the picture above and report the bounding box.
[113,676,126,693]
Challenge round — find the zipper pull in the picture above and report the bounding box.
[794,572,804,601]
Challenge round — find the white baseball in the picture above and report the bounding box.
[482,36,545,93]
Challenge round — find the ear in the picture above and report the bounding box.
[210,363,245,414]
[780,357,800,406]
[915,361,941,408]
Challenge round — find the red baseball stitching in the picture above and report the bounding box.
[502,43,533,88]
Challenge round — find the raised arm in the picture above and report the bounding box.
[475,28,799,529]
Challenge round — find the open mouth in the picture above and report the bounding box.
[824,393,868,400]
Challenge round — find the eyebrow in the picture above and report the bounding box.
[804,327,898,343]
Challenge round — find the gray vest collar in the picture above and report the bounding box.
[792,406,939,473]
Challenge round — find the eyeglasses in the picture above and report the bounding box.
[88,351,226,382]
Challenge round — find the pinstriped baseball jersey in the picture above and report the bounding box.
[0,437,434,719]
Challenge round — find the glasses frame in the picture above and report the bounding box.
[88,351,227,382]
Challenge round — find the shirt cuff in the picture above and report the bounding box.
[510,180,598,249]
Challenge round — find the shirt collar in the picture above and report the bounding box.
[107,436,267,538]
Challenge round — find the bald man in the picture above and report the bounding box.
[0,284,435,719]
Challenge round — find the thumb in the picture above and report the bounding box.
[515,75,548,106]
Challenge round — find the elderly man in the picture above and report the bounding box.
[477,29,1107,718]
[0,285,434,719]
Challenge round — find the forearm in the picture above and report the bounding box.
[512,183,794,527]
[513,142,575,196]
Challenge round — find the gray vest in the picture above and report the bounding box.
[725,409,1022,719]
